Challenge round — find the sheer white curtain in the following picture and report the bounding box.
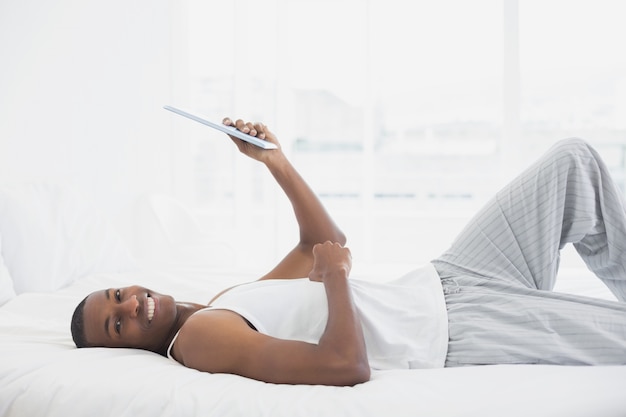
[169,0,626,270]
[519,0,626,184]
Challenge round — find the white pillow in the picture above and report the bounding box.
[0,183,136,294]
[0,233,17,305]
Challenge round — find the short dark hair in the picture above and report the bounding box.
[70,296,90,348]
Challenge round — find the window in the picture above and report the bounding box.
[171,0,625,269]
[519,0,626,190]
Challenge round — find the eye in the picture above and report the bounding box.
[115,289,121,302]
[115,318,121,335]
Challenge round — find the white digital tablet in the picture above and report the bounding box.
[163,105,278,150]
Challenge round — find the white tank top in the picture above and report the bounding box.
[168,263,448,370]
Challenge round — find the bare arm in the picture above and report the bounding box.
[223,118,346,280]
[173,242,370,386]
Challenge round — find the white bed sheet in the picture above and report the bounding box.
[1,267,626,417]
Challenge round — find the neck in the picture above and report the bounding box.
[156,301,205,356]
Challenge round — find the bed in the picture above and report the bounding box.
[1,183,626,417]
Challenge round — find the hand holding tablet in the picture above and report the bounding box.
[164,105,278,150]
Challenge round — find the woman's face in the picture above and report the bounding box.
[82,285,178,353]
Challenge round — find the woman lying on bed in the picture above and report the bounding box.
[71,119,626,386]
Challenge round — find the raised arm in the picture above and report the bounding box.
[223,118,346,280]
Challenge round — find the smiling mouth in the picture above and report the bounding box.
[147,295,155,322]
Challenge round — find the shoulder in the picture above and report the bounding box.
[171,309,257,372]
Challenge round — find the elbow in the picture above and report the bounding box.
[330,356,370,386]
[339,362,370,386]
[338,231,347,246]
[334,229,347,246]
[350,362,371,385]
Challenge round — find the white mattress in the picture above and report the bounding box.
[1,267,626,417]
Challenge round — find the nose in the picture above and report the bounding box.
[118,294,139,318]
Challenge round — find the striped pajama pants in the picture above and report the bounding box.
[432,138,626,366]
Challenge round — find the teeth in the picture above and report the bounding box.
[147,296,155,322]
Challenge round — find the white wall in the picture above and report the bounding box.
[0,0,174,217]
[1,0,624,275]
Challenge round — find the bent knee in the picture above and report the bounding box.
[553,137,591,151]
[549,137,600,163]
